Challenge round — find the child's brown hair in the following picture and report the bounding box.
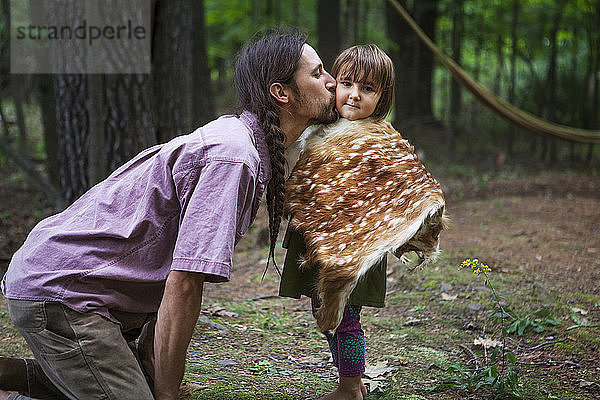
[332,44,395,120]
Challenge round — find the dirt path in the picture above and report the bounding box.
[442,175,600,296]
[199,173,600,304]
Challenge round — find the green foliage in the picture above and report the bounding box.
[249,360,292,376]
[424,258,523,398]
[424,358,520,398]
[506,308,560,336]
[256,310,290,331]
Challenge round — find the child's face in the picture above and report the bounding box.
[335,76,382,121]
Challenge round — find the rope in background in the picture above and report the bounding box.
[387,0,600,144]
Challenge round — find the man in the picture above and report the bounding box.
[0,29,337,400]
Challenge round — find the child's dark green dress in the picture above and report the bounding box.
[278,222,387,308]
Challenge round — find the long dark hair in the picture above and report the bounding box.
[234,28,307,271]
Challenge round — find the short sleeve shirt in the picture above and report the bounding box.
[2,112,270,327]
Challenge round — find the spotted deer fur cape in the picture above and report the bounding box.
[284,118,447,333]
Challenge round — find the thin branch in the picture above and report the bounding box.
[516,359,579,367]
[459,344,480,369]
[249,295,280,301]
[525,340,564,351]
[0,133,64,210]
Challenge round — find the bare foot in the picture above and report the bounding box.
[318,388,363,400]
[318,376,365,400]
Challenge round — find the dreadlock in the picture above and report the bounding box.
[234,28,307,272]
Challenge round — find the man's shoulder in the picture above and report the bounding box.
[194,114,259,165]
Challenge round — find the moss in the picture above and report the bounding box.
[422,280,438,290]
[570,293,600,305]
[553,341,585,356]
[569,328,600,344]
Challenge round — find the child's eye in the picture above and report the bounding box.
[363,86,375,92]
[341,81,352,87]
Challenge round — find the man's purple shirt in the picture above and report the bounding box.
[2,112,270,327]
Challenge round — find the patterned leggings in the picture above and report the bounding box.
[312,300,365,377]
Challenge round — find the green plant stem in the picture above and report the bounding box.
[482,271,508,378]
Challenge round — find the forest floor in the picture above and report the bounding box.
[0,167,599,399]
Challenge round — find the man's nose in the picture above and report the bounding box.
[323,70,336,93]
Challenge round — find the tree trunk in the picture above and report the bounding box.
[356,0,369,44]
[292,0,299,24]
[544,0,565,162]
[585,0,600,164]
[41,1,89,203]
[386,0,438,126]
[493,7,505,96]
[87,75,105,185]
[104,74,156,174]
[472,16,484,82]
[190,0,215,129]
[342,0,358,49]
[507,0,519,156]
[53,74,89,203]
[274,0,281,23]
[152,0,193,141]
[37,75,60,188]
[386,0,414,125]
[11,77,29,155]
[449,0,463,144]
[415,0,438,120]
[0,0,8,94]
[318,0,341,70]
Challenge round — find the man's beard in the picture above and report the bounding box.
[298,92,338,126]
[310,95,338,125]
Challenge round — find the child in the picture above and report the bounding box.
[280,44,396,400]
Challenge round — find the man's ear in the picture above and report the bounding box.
[269,82,291,104]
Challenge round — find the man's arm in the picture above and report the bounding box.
[153,270,205,400]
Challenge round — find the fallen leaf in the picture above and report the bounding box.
[441,293,458,301]
[473,337,503,349]
[202,305,239,318]
[404,318,427,326]
[363,378,386,392]
[364,361,395,379]
[570,306,588,315]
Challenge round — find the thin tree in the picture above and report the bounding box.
[342,0,358,49]
[415,0,438,121]
[318,0,341,70]
[385,0,439,127]
[542,0,566,162]
[190,0,215,128]
[152,0,193,141]
[449,0,463,147]
[584,0,600,163]
[507,0,520,156]
[385,0,414,125]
